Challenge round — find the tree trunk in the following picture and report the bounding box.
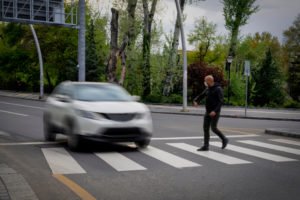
[119,0,138,85]
[107,8,119,83]
[163,0,185,96]
[118,35,128,85]
[142,0,158,97]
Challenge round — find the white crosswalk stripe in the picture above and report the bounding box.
[239,140,300,155]
[210,142,297,162]
[41,139,300,174]
[95,152,147,172]
[41,148,86,174]
[167,143,251,165]
[270,139,300,147]
[140,146,201,168]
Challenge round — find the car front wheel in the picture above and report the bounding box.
[66,122,82,151]
[44,114,56,141]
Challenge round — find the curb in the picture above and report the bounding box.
[0,164,38,200]
[151,111,300,122]
[265,129,300,138]
[1,92,300,122]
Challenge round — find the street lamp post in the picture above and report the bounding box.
[78,0,86,82]
[174,0,188,112]
[226,56,233,105]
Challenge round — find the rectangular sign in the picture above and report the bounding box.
[0,0,77,28]
[244,60,250,76]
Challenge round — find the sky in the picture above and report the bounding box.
[97,0,300,50]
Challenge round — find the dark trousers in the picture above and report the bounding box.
[203,112,226,147]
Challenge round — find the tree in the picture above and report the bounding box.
[107,8,119,83]
[284,13,300,101]
[252,48,284,106]
[222,0,259,58]
[188,17,217,62]
[86,19,100,81]
[188,61,226,99]
[235,32,281,73]
[162,0,185,96]
[142,0,158,97]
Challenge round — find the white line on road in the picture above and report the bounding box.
[42,148,86,174]
[0,141,64,146]
[0,131,10,137]
[0,101,44,110]
[152,134,259,141]
[270,139,300,147]
[210,142,297,162]
[140,146,201,168]
[239,140,300,155]
[167,143,251,165]
[95,152,147,172]
[0,109,28,116]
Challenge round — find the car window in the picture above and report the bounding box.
[74,84,132,102]
[52,84,73,98]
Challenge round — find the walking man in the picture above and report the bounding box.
[193,75,228,151]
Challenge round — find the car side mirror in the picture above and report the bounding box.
[56,94,72,103]
[132,95,141,102]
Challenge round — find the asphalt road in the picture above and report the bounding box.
[0,96,300,200]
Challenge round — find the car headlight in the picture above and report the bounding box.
[75,109,101,120]
[135,112,151,120]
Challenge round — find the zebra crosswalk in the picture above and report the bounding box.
[41,138,300,175]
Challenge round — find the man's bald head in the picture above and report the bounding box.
[204,75,215,87]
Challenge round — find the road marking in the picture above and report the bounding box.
[42,148,86,174]
[0,109,28,116]
[140,146,201,168]
[167,143,251,165]
[239,140,300,155]
[220,127,263,132]
[0,131,10,137]
[0,141,64,146]
[53,174,96,200]
[270,139,300,147]
[95,152,147,172]
[210,142,297,162]
[221,129,258,135]
[0,101,44,110]
[152,134,259,141]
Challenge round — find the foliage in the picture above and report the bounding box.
[222,0,259,57]
[283,13,300,101]
[188,62,226,100]
[188,17,217,62]
[252,49,285,106]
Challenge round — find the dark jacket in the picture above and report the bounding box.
[193,83,224,113]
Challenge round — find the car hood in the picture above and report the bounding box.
[73,101,150,114]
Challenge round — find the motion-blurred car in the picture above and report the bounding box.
[43,81,153,150]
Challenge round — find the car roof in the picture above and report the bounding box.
[61,81,116,86]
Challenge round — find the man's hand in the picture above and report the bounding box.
[193,101,199,107]
[209,111,216,118]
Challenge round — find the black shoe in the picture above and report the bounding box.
[222,138,228,149]
[197,146,209,151]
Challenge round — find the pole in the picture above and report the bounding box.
[245,76,248,117]
[174,0,188,112]
[227,66,230,104]
[30,24,43,99]
[78,0,86,81]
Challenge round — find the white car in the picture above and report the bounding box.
[43,81,153,150]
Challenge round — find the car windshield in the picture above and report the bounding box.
[74,84,132,102]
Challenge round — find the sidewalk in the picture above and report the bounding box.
[0,90,300,137]
[0,164,38,200]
